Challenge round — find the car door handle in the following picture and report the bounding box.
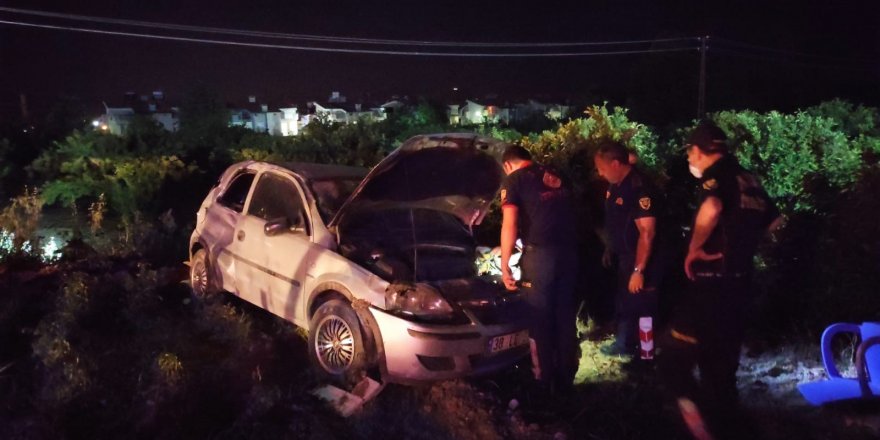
[237,230,245,241]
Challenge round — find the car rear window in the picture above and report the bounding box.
[309,178,361,224]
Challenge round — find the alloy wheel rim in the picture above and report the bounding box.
[191,260,208,297]
[315,315,355,374]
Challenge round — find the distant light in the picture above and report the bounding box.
[453,87,459,91]
[92,120,100,127]
[100,124,108,131]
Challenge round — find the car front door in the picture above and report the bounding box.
[235,171,316,328]
[204,171,256,294]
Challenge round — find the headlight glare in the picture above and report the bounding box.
[386,283,454,317]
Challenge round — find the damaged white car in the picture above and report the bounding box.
[188,134,530,384]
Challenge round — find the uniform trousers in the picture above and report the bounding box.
[613,254,660,355]
[659,274,751,435]
[520,244,579,390]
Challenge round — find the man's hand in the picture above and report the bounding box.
[601,247,613,268]
[628,272,644,293]
[500,205,519,291]
[684,248,723,280]
[501,266,517,291]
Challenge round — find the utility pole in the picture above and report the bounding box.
[697,36,708,118]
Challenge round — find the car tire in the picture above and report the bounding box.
[189,248,216,299]
[308,299,370,385]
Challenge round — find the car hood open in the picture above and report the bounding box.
[328,133,509,227]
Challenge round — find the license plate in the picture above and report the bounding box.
[487,330,528,354]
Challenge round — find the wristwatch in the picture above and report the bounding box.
[633,267,644,274]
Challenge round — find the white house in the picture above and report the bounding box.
[311,102,350,123]
[279,107,300,136]
[308,101,387,125]
[229,96,284,135]
[101,106,136,135]
[448,100,485,125]
[511,100,571,122]
[99,91,179,135]
[448,100,510,126]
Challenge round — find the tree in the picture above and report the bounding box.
[176,85,232,167]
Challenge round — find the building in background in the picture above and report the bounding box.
[229,95,285,135]
[98,91,179,135]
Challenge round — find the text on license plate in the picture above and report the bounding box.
[488,330,529,354]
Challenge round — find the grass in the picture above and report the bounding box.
[574,318,630,385]
[2,224,879,439]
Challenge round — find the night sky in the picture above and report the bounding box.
[1,1,878,123]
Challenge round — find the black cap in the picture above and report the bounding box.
[684,121,728,153]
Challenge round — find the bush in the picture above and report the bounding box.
[685,102,880,214]
[683,102,880,337]
[32,131,196,220]
[0,187,43,252]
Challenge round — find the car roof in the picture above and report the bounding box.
[277,162,368,181]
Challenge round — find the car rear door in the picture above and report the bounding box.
[235,171,316,328]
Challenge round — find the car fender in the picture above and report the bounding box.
[307,280,388,379]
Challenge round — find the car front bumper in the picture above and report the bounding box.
[368,306,530,383]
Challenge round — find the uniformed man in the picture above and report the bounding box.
[499,145,579,394]
[594,140,661,358]
[660,122,782,440]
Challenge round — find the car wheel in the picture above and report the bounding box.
[189,248,216,299]
[308,299,369,385]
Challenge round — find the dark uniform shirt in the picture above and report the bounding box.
[500,163,576,246]
[604,168,658,258]
[694,155,779,275]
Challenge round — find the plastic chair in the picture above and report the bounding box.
[798,322,880,406]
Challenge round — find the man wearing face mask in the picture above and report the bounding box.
[660,121,782,440]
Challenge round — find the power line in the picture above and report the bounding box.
[0,6,699,48]
[0,19,701,57]
[712,37,876,65]
[711,47,876,72]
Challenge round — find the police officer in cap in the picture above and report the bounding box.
[660,121,782,440]
[594,140,662,358]
[499,145,579,394]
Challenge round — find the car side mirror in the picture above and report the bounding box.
[264,217,290,236]
[291,212,304,228]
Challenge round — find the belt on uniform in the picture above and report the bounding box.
[523,243,570,251]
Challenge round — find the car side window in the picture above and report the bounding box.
[249,173,309,232]
[217,172,255,213]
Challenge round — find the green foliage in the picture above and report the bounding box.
[31,272,94,406]
[229,118,393,168]
[521,104,661,172]
[501,104,662,243]
[177,86,231,144]
[707,103,880,213]
[155,352,185,387]
[125,115,174,154]
[15,95,880,344]
[472,125,523,143]
[32,131,195,220]
[693,101,880,335]
[396,100,447,127]
[0,187,44,251]
[804,99,879,138]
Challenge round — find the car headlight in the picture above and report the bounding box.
[386,283,454,317]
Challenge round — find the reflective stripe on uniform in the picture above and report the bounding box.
[671,329,699,345]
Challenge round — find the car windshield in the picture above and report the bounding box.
[309,177,362,224]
